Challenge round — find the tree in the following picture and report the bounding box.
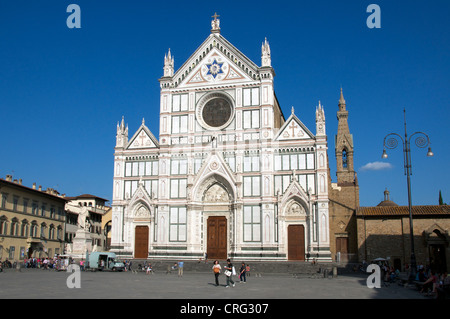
[439,190,445,205]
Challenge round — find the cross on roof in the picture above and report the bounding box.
[212,12,220,21]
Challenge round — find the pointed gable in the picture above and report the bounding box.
[127,120,160,150]
[172,33,260,89]
[274,111,315,141]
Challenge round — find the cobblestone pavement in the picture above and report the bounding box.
[0,268,426,300]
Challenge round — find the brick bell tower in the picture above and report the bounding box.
[335,88,357,186]
[328,88,360,263]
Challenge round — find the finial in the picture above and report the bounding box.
[163,48,174,77]
[291,106,295,115]
[211,12,220,33]
[339,87,346,110]
[142,118,145,125]
[261,37,271,67]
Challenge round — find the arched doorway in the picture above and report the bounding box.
[204,183,230,260]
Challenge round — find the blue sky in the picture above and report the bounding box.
[0,0,448,206]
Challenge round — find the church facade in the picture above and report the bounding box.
[110,15,332,262]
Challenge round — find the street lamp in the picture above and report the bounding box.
[381,109,433,282]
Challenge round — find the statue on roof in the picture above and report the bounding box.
[211,12,220,33]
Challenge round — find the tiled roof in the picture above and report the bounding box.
[356,205,450,217]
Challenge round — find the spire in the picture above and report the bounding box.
[163,49,174,77]
[316,101,326,136]
[338,87,346,110]
[116,116,128,148]
[261,37,271,67]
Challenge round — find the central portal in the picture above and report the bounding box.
[207,216,227,260]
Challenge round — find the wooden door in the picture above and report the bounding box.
[134,226,149,259]
[288,225,305,261]
[336,237,349,262]
[207,216,227,260]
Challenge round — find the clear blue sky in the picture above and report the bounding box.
[0,0,448,206]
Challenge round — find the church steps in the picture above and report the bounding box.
[127,259,337,276]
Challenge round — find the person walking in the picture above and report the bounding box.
[224,259,235,288]
[239,262,246,283]
[212,260,221,286]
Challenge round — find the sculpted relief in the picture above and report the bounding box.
[203,184,230,203]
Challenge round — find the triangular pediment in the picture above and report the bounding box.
[275,113,315,141]
[127,122,159,150]
[172,34,260,88]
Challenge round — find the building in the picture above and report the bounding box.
[328,90,360,262]
[111,15,333,261]
[357,190,450,273]
[102,206,112,251]
[64,194,109,253]
[0,175,66,261]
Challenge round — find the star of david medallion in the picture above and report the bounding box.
[206,59,224,78]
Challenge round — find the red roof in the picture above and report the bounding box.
[357,205,450,217]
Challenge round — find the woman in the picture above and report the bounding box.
[212,260,221,286]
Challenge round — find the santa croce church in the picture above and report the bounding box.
[110,14,359,262]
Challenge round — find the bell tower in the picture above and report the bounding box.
[335,88,357,185]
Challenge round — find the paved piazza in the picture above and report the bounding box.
[0,268,425,300]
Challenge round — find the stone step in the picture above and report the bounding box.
[126,259,337,276]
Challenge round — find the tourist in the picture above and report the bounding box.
[212,260,221,286]
[239,262,246,283]
[178,260,184,277]
[421,270,438,296]
[146,263,152,275]
[224,259,235,288]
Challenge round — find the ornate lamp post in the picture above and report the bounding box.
[381,109,433,282]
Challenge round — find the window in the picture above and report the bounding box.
[125,160,158,177]
[1,193,7,209]
[32,202,38,215]
[243,176,261,197]
[169,207,187,242]
[170,179,187,198]
[274,174,316,195]
[243,206,261,242]
[13,196,19,212]
[224,155,235,172]
[49,225,55,240]
[40,223,46,238]
[243,155,260,172]
[41,205,46,217]
[172,94,188,112]
[23,199,29,214]
[10,218,19,236]
[171,159,188,175]
[342,149,348,168]
[274,153,315,171]
[274,175,291,195]
[243,110,260,129]
[172,115,188,133]
[0,217,7,235]
[144,180,159,199]
[21,221,29,237]
[243,88,259,106]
